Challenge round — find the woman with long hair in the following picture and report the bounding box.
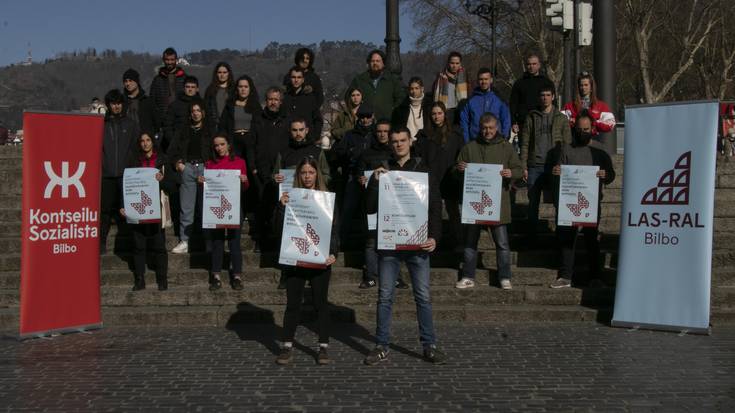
[561,71,616,136]
[197,135,249,290]
[204,62,235,133]
[415,102,465,249]
[274,156,339,365]
[119,132,168,291]
[330,87,363,142]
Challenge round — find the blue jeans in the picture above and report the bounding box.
[376,251,436,348]
[463,224,511,281]
[179,163,205,242]
[526,165,547,234]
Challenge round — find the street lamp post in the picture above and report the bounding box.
[386,0,402,77]
[465,0,497,76]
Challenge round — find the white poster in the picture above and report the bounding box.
[123,167,161,224]
[461,163,503,225]
[202,169,241,229]
[557,165,599,227]
[278,188,336,268]
[278,168,296,200]
[613,101,718,334]
[377,171,428,250]
[364,170,377,230]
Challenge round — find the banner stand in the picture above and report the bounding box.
[610,320,711,336]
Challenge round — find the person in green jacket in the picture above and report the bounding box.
[330,87,363,142]
[520,84,572,241]
[347,50,405,121]
[455,113,522,290]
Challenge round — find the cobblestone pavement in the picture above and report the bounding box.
[1,322,734,412]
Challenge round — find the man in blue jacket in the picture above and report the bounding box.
[460,67,511,143]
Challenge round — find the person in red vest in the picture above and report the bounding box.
[562,72,616,136]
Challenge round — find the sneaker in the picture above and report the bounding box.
[359,279,377,289]
[209,275,222,291]
[423,345,447,364]
[455,278,475,289]
[275,347,293,365]
[550,277,572,289]
[171,241,188,254]
[395,279,409,289]
[231,277,243,291]
[363,346,389,365]
[500,279,512,290]
[317,347,332,365]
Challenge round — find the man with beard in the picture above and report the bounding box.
[122,68,154,134]
[149,47,186,137]
[348,50,405,121]
[283,66,323,143]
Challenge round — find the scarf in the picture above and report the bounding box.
[433,67,468,106]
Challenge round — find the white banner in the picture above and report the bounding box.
[278,188,336,269]
[557,165,599,227]
[613,101,718,334]
[202,169,241,229]
[364,170,377,230]
[377,171,428,250]
[278,168,296,200]
[123,167,161,224]
[461,163,503,225]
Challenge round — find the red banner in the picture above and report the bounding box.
[21,112,104,338]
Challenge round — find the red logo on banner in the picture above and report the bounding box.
[21,112,104,338]
[470,190,493,215]
[210,195,232,219]
[641,151,691,205]
[566,192,590,217]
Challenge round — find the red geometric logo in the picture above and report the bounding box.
[641,151,691,205]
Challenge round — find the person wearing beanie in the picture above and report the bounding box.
[123,68,154,134]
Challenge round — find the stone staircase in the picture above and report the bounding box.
[0,145,734,330]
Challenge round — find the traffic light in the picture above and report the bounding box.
[577,2,593,46]
[546,0,573,31]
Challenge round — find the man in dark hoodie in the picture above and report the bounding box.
[122,68,154,134]
[163,76,202,153]
[100,89,139,253]
[509,54,554,136]
[283,66,323,143]
[149,47,186,135]
[253,87,290,250]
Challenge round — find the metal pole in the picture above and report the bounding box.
[491,0,497,76]
[593,0,617,154]
[564,30,574,105]
[385,0,403,78]
[573,0,581,76]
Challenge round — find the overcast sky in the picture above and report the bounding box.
[0,0,419,67]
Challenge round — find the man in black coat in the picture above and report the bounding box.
[283,66,323,143]
[149,47,186,135]
[163,76,202,153]
[122,68,154,134]
[509,54,554,136]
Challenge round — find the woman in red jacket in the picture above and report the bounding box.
[197,135,249,290]
[562,71,616,136]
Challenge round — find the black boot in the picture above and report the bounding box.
[132,274,146,291]
[156,273,168,291]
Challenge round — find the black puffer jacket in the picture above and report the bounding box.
[149,66,186,131]
[124,89,155,134]
[509,71,554,126]
[103,114,139,178]
[282,70,324,109]
[254,108,290,183]
[356,135,393,172]
[283,86,323,142]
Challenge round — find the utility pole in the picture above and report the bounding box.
[385,0,402,78]
[593,0,616,154]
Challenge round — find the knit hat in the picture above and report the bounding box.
[122,68,140,85]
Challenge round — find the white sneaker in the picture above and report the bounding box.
[500,279,512,290]
[455,278,475,289]
[171,241,188,254]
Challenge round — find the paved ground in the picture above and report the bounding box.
[1,322,734,412]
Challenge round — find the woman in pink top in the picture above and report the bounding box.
[198,134,249,290]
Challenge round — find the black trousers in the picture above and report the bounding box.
[282,266,331,344]
[100,177,124,247]
[206,228,243,275]
[131,223,168,284]
[557,226,600,285]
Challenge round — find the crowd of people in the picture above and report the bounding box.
[100,47,616,365]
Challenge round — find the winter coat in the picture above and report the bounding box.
[347,71,406,120]
[253,108,290,183]
[330,101,358,142]
[365,156,443,241]
[124,89,155,135]
[415,125,465,200]
[164,92,203,149]
[274,138,331,188]
[204,85,234,135]
[455,136,522,225]
[332,125,374,178]
[460,87,511,142]
[520,108,573,169]
[283,86,323,142]
[561,100,616,135]
[391,95,433,133]
[282,69,325,109]
[509,72,554,126]
[356,135,393,173]
[103,115,139,178]
[149,66,186,131]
